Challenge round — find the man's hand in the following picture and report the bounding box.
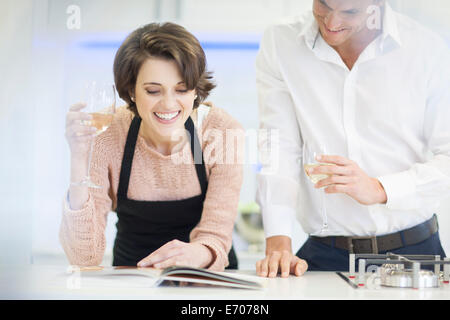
[256,236,308,278]
[308,155,387,205]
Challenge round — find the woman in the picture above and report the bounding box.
[60,22,244,271]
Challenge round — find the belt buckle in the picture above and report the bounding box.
[347,236,378,254]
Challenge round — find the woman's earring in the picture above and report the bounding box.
[131,96,135,102]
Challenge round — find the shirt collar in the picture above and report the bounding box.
[298,13,320,50]
[381,3,402,47]
[298,3,403,51]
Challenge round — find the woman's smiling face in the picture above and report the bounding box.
[133,57,196,141]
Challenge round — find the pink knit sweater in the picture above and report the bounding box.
[59,104,244,271]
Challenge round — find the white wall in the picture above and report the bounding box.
[0,0,449,265]
[0,0,34,265]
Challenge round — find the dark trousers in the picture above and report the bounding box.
[226,246,238,270]
[296,232,447,272]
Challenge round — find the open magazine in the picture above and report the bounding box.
[67,265,265,290]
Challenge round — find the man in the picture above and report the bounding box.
[255,0,450,277]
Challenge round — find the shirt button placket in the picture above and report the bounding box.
[342,67,362,163]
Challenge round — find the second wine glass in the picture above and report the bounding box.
[302,141,333,234]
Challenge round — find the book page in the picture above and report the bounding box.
[65,266,266,290]
[66,266,162,288]
[160,267,266,289]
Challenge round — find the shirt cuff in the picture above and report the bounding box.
[377,171,417,210]
[260,204,295,239]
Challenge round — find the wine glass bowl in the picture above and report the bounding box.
[304,160,334,184]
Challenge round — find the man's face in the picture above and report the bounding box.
[313,0,382,48]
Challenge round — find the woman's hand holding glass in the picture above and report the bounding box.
[65,82,116,209]
[65,102,97,158]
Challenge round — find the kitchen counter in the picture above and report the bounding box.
[1,265,449,300]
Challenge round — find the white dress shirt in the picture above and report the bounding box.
[256,4,450,238]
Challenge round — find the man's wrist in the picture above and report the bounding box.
[373,178,387,204]
[265,235,292,255]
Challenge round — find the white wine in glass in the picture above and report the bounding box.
[304,163,334,184]
[72,81,116,189]
[89,112,114,135]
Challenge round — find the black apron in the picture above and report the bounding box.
[112,115,237,269]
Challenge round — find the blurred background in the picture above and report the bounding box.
[0,0,449,269]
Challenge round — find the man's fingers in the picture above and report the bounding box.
[257,252,307,278]
[315,175,355,188]
[256,258,268,277]
[258,250,307,278]
[279,251,291,278]
[318,155,354,166]
[292,258,308,276]
[324,184,350,195]
[255,260,263,276]
[267,252,281,277]
[309,163,352,176]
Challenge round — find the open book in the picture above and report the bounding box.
[68,265,265,290]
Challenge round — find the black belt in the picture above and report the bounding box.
[310,214,439,254]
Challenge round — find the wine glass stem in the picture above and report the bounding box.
[85,136,95,180]
[322,189,328,231]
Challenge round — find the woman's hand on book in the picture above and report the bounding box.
[137,240,213,269]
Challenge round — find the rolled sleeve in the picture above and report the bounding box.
[260,204,296,239]
[377,171,417,210]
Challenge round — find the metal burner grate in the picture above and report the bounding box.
[344,253,450,289]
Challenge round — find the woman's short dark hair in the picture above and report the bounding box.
[113,22,216,116]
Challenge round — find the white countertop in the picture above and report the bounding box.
[1,265,449,300]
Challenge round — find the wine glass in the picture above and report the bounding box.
[71,81,116,189]
[302,141,333,234]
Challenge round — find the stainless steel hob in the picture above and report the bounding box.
[339,253,450,289]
